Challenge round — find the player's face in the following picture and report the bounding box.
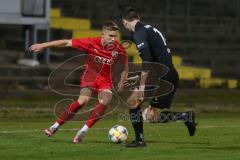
[122,19,131,31]
[102,29,118,47]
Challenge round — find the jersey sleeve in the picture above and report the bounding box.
[134,28,153,72]
[134,29,152,62]
[72,38,91,51]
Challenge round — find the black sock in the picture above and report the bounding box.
[129,107,144,142]
[159,111,188,123]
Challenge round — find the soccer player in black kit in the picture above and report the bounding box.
[122,7,197,147]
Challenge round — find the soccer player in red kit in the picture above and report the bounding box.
[29,21,128,144]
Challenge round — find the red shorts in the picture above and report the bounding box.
[80,78,112,93]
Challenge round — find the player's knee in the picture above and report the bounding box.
[98,89,112,105]
[127,97,142,109]
[77,96,90,105]
[98,97,112,106]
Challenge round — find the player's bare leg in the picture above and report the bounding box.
[143,106,197,136]
[73,89,112,144]
[125,88,146,147]
[44,88,92,137]
[142,106,161,123]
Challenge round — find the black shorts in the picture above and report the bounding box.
[150,69,179,109]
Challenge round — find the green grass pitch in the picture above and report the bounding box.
[0,89,240,160]
[0,114,240,160]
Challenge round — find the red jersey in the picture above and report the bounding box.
[72,37,127,83]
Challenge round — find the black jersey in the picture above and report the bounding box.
[133,22,175,70]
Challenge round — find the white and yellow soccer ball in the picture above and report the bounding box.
[108,125,128,143]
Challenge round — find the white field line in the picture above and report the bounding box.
[198,125,240,129]
[0,125,240,134]
[0,128,109,134]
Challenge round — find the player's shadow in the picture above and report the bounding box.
[86,140,110,144]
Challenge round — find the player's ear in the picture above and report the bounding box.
[101,31,105,36]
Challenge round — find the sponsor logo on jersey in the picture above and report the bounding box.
[94,56,114,65]
[137,42,145,48]
[144,25,152,28]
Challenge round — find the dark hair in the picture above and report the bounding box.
[102,21,119,31]
[122,6,140,21]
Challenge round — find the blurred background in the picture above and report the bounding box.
[0,0,239,118]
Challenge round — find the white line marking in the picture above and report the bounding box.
[198,125,240,129]
[0,128,109,134]
[0,125,239,134]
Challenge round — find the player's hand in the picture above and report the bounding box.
[28,43,45,53]
[136,89,144,101]
[124,75,140,87]
[136,85,145,100]
[117,80,125,93]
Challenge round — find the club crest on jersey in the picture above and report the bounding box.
[112,51,118,58]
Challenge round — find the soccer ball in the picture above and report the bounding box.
[108,125,128,143]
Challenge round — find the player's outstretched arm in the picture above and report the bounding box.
[117,63,129,93]
[29,39,72,53]
[137,70,149,98]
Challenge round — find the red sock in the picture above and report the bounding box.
[57,101,81,125]
[86,103,106,128]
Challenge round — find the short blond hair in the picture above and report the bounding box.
[102,21,119,31]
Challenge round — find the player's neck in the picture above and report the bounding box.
[101,38,104,47]
[101,38,107,47]
[101,39,111,48]
[130,20,139,32]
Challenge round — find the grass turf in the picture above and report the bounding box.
[0,114,240,160]
[0,89,240,159]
